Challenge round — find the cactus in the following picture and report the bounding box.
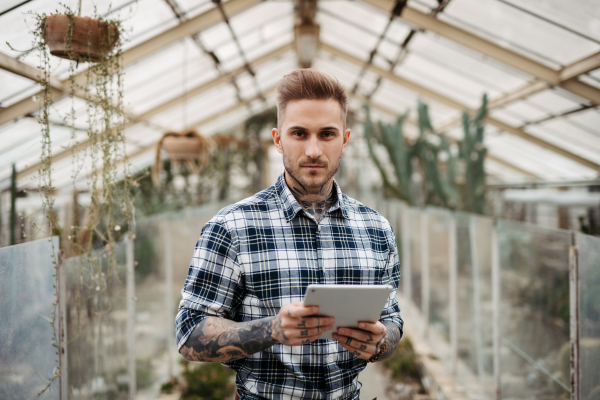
[459,94,488,214]
[364,94,488,214]
[416,100,461,209]
[363,105,413,204]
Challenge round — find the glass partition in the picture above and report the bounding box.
[0,237,60,400]
[63,241,129,399]
[409,209,422,310]
[576,233,600,400]
[427,208,451,342]
[498,221,571,400]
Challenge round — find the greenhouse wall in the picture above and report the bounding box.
[1,199,598,400]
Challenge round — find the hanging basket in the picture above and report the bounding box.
[152,129,213,186]
[43,15,119,62]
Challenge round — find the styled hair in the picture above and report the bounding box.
[276,69,348,129]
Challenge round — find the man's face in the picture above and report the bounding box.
[272,99,351,191]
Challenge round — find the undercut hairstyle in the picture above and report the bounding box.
[276,69,348,129]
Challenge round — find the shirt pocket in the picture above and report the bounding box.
[336,247,387,285]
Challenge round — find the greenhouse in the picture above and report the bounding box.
[0,0,599,399]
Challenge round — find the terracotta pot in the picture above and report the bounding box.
[43,15,119,62]
[162,136,205,159]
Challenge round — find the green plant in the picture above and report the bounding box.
[179,360,236,400]
[363,105,414,204]
[160,377,180,394]
[459,94,488,214]
[382,337,421,382]
[364,94,488,214]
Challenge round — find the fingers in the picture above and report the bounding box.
[357,321,387,336]
[334,327,373,343]
[334,337,370,360]
[286,304,320,318]
[332,332,376,353]
[290,325,334,338]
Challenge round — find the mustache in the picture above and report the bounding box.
[299,160,327,167]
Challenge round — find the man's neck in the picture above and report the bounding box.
[284,171,337,222]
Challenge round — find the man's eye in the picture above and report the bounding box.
[293,131,305,137]
[322,131,334,138]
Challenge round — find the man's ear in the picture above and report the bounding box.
[272,128,283,154]
[341,129,351,153]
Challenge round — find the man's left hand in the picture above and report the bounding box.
[332,321,387,361]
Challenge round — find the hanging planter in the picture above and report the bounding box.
[152,129,212,186]
[43,14,119,62]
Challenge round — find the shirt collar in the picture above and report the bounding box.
[275,173,349,223]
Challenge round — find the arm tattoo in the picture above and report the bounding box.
[179,316,284,362]
[378,320,402,361]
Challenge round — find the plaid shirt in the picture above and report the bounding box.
[176,174,403,400]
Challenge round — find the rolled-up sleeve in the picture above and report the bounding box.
[175,217,245,350]
[379,228,403,337]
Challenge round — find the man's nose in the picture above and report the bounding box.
[305,135,323,159]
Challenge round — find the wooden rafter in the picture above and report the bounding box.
[15,43,292,181]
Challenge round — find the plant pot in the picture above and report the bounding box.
[162,136,206,159]
[43,15,119,62]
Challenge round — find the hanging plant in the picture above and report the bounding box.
[152,129,212,186]
[9,3,132,395]
[43,14,119,62]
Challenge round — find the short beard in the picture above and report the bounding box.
[281,142,342,192]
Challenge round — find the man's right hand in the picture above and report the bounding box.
[272,302,335,346]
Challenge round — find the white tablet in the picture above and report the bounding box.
[303,284,393,340]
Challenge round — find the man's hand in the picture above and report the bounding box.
[272,302,335,346]
[332,321,387,361]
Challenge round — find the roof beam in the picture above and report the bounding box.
[15,43,291,181]
[0,0,261,125]
[359,0,600,105]
[560,51,600,81]
[320,42,600,171]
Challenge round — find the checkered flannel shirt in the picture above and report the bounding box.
[176,173,403,400]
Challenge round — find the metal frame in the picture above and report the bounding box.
[569,242,580,400]
[320,42,600,171]
[359,0,600,105]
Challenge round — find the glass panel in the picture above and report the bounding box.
[0,237,60,400]
[409,209,422,309]
[455,213,494,396]
[577,233,600,400]
[134,215,170,398]
[427,208,451,341]
[442,0,600,66]
[498,220,571,399]
[64,240,130,399]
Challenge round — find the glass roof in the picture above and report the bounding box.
[0,0,599,192]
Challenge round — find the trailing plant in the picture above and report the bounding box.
[9,4,132,395]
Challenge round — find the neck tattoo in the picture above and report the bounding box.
[285,171,337,222]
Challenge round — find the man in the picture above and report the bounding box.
[176,69,403,400]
